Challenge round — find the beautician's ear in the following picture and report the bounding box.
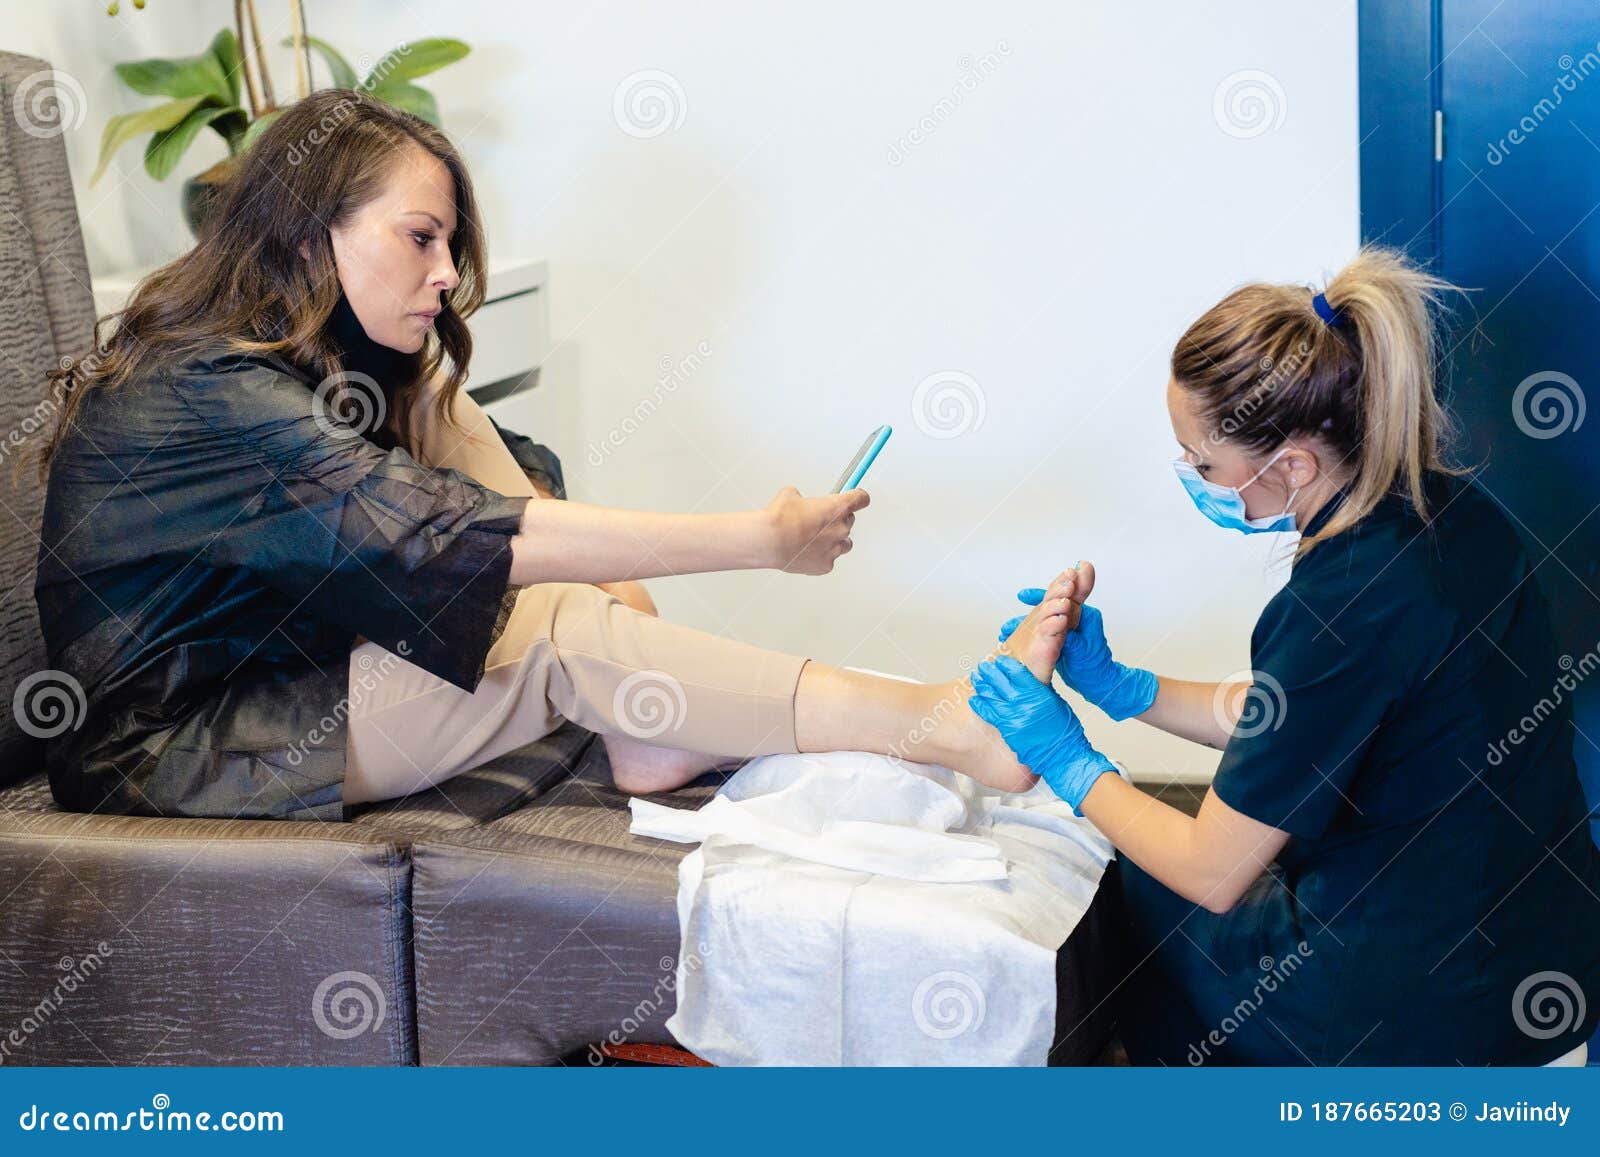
[1280,444,1319,489]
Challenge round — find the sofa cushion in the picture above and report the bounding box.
[0,53,97,790]
[0,723,600,1065]
[408,742,728,1065]
[0,816,416,1064]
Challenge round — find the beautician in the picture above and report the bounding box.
[968,246,1600,1066]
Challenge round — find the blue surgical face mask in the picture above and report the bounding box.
[1172,448,1301,534]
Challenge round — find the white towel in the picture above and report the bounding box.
[628,748,1119,1065]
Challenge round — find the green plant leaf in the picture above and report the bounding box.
[144,103,243,181]
[285,35,358,90]
[239,108,286,153]
[91,94,209,184]
[366,81,439,126]
[114,38,232,102]
[209,27,243,106]
[363,38,469,87]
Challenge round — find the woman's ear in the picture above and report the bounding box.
[1281,444,1320,490]
[297,240,310,260]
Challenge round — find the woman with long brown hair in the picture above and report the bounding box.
[33,89,1077,824]
[969,247,1600,1065]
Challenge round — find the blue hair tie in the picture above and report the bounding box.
[1312,291,1343,327]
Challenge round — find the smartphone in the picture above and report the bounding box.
[832,425,892,493]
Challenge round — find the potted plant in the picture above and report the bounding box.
[92,0,469,236]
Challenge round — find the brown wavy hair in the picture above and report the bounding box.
[35,88,488,483]
[1171,245,1465,556]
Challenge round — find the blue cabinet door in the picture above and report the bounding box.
[1365,1,1600,848]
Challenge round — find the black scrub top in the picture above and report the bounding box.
[1203,469,1600,1064]
[34,345,534,822]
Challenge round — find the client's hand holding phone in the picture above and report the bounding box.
[761,426,888,575]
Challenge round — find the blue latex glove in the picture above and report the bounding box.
[999,592,1157,721]
[967,655,1117,816]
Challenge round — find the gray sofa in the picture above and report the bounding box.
[0,53,1119,1066]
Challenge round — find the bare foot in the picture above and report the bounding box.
[604,734,743,795]
[909,677,1040,792]
[996,569,1076,683]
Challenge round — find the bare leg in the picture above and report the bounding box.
[792,573,1079,792]
[608,568,1081,796]
[598,581,749,794]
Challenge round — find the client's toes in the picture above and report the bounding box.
[1000,579,1073,684]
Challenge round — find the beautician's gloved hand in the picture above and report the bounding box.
[999,593,1157,721]
[968,656,1117,816]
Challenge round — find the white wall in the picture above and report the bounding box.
[6,0,1360,784]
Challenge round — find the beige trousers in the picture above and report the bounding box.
[342,388,808,803]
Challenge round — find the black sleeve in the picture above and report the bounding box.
[1209,584,1410,839]
[167,354,530,693]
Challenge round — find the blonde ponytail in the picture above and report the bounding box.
[1170,244,1464,555]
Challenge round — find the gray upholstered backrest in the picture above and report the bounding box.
[0,54,97,783]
